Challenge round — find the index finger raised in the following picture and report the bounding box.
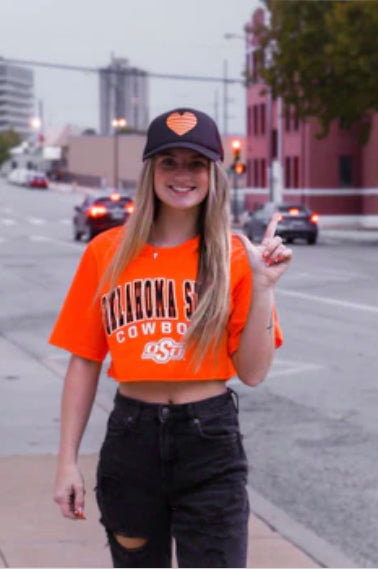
[264,213,280,240]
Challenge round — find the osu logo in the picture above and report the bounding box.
[142,338,185,364]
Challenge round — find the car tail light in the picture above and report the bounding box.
[310,213,319,223]
[125,202,134,214]
[288,208,300,216]
[277,214,283,222]
[88,205,107,217]
[110,192,121,201]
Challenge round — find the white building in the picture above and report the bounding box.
[0,60,34,139]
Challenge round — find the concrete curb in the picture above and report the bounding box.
[248,489,358,569]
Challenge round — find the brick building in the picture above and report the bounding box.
[244,8,378,227]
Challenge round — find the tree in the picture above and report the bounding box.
[254,0,378,143]
[0,129,21,166]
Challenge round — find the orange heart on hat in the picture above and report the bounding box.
[166,112,198,136]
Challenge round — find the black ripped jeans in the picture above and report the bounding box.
[96,388,249,568]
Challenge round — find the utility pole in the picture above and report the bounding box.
[267,90,274,202]
[223,60,228,137]
[214,90,219,125]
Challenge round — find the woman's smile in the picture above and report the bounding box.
[169,185,196,194]
[154,148,209,211]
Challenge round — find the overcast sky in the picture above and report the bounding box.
[0,0,262,135]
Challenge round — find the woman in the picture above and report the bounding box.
[50,108,292,568]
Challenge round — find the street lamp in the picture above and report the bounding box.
[111,117,127,190]
[30,117,42,130]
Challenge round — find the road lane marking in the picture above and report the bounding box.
[284,269,364,283]
[27,217,45,225]
[227,360,323,387]
[268,362,324,378]
[278,288,378,314]
[29,235,51,242]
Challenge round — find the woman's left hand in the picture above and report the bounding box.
[237,214,293,287]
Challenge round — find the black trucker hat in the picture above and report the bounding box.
[143,108,224,162]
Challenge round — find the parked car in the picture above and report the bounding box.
[26,171,49,189]
[244,202,319,245]
[73,191,134,241]
[7,168,30,186]
[7,168,49,189]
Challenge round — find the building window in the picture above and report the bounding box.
[261,158,266,187]
[339,155,353,188]
[260,103,266,135]
[284,106,299,132]
[247,106,253,136]
[285,107,291,132]
[253,158,259,187]
[253,105,258,135]
[285,156,299,188]
[293,156,299,188]
[247,158,252,187]
[285,157,291,187]
[271,129,278,159]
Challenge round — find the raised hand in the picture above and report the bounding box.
[237,214,293,287]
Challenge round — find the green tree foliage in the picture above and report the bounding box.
[0,129,21,165]
[254,0,378,143]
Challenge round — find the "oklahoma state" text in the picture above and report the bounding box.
[101,278,198,335]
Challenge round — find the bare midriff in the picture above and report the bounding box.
[118,379,228,404]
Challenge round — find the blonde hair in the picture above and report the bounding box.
[102,158,231,366]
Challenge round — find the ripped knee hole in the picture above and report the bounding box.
[114,534,148,551]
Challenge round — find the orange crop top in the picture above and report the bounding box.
[49,227,283,382]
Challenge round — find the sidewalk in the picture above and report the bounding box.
[0,455,321,568]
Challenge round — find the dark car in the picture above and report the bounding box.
[73,192,134,241]
[244,202,319,245]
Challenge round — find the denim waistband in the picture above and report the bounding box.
[113,387,238,421]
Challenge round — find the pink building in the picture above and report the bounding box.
[244,8,378,227]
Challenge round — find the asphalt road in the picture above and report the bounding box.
[1,178,378,567]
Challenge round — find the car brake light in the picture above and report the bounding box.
[110,192,121,201]
[289,208,300,216]
[125,202,134,214]
[310,213,319,223]
[88,205,107,217]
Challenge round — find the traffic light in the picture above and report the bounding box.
[231,139,241,162]
[233,162,246,175]
[230,139,245,176]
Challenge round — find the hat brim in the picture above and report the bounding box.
[143,141,222,162]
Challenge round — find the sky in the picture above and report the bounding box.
[0,0,262,135]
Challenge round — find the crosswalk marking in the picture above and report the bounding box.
[1,218,16,225]
[0,216,70,226]
[27,217,45,225]
[0,234,81,249]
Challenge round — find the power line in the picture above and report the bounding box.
[1,57,244,85]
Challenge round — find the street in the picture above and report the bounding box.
[1,179,378,567]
